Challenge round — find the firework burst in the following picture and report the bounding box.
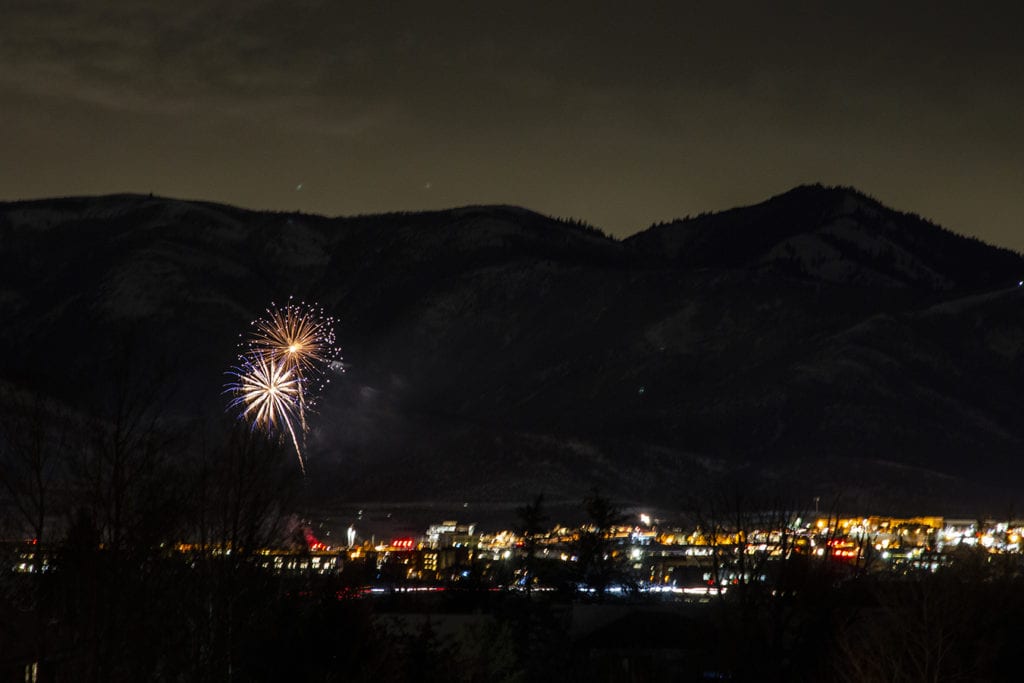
[226,298,342,474]
[246,299,341,396]
[226,353,307,473]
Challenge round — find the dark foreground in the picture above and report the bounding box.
[4,552,1024,683]
[2,399,1021,682]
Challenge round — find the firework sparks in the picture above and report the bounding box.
[226,298,342,474]
[246,299,341,395]
[226,353,307,473]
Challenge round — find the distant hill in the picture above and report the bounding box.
[2,186,1023,514]
[628,184,1023,290]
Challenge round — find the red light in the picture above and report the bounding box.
[303,527,327,551]
[391,537,415,550]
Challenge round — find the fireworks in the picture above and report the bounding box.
[225,298,342,473]
[226,353,306,472]
[246,300,341,394]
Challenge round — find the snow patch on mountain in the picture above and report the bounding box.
[98,251,187,319]
[644,303,702,352]
[265,219,330,268]
[760,232,907,287]
[6,208,80,231]
[821,220,951,288]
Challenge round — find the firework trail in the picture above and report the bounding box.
[226,298,342,473]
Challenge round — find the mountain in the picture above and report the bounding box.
[628,184,1022,290]
[2,185,1023,514]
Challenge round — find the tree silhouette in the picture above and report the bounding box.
[514,493,548,592]
[0,391,71,582]
[574,488,629,598]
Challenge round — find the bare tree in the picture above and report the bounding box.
[832,575,982,683]
[54,345,187,682]
[0,390,72,584]
[182,420,300,682]
[685,479,841,681]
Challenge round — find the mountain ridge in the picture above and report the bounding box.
[2,185,1023,513]
[627,184,1023,291]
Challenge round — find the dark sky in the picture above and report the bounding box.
[3,2,1023,247]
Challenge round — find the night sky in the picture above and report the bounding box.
[3,2,1022,247]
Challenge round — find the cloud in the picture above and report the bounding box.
[6,2,1021,128]
[1,1,1022,245]
[0,1,406,136]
